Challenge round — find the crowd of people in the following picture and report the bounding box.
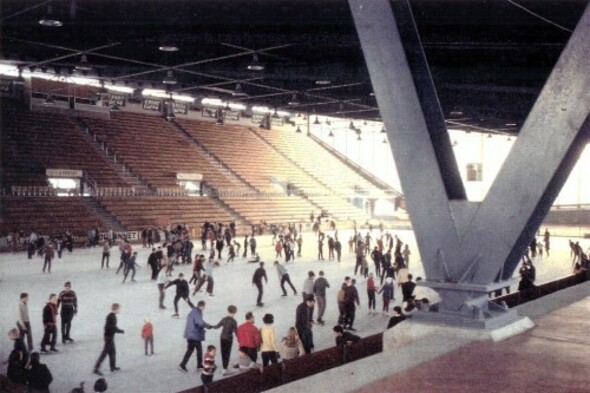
[4,220,569,392]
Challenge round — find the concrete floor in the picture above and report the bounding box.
[0,229,582,392]
[356,291,590,393]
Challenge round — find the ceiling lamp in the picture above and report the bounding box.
[296,125,302,133]
[380,125,386,133]
[272,109,280,119]
[247,54,265,71]
[328,130,334,137]
[39,4,62,27]
[313,116,321,125]
[43,94,54,106]
[75,54,93,72]
[349,121,356,130]
[382,138,387,144]
[315,80,331,86]
[162,70,177,85]
[325,119,331,126]
[487,134,492,139]
[288,93,300,106]
[357,133,362,141]
[158,40,179,52]
[232,83,248,97]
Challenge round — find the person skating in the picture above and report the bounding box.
[252,262,267,307]
[147,248,159,280]
[122,251,139,283]
[57,281,78,343]
[274,261,297,296]
[156,263,168,309]
[211,305,238,376]
[93,303,124,376]
[40,294,59,353]
[179,300,212,373]
[165,273,194,317]
[343,279,360,331]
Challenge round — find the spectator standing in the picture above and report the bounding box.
[201,345,217,389]
[313,271,330,325]
[42,244,55,273]
[295,296,315,354]
[17,292,34,351]
[26,352,53,393]
[367,273,377,314]
[101,242,111,269]
[40,294,58,353]
[141,317,154,356]
[236,312,261,362]
[279,327,305,360]
[260,314,278,366]
[57,281,78,343]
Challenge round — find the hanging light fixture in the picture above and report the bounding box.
[382,138,387,144]
[349,121,356,130]
[247,54,265,71]
[296,125,302,133]
[328,129,334,137]
[357,134,362,141]
[288,93,300,106]
[272,109,280,119]
[313,116,321,125]
[39,4,63,27]
[162,70,177,85]
[75,54,93,72]
[380,125,386,133]
[232,83,247,97]
[487,134,492,139]
[325,119,331,126]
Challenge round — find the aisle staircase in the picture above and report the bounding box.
[80,197,128,233]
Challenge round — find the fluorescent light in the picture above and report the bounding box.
[143,89,194,103]
[201,98,224,107]
[252,106,271,114]
[105,84,134,94]
[228,102,246,111]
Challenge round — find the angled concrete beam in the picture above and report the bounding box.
[350,0,590,326]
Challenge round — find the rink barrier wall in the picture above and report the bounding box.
[177,333,383,393]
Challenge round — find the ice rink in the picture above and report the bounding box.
[0,228,576,393]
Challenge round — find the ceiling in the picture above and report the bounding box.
[1,0,587,134]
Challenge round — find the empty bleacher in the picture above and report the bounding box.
[175,119,332,195]
[251,127,390,197]
[1,197,106,236]
[82,112,246,193]
[97,196,239,232]
[222,196,318,224]
[1,109,132,188]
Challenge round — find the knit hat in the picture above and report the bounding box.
[263,314,274,324]
[93,378,108,392]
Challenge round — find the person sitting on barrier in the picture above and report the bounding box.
[333,325,360,347]
[279,327,305,361]
[236,348,263,373]
[386,306,408,329]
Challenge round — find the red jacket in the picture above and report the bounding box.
[236,321,261,349]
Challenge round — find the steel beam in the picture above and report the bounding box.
[349,0,590,327]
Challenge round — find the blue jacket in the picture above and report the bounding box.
[184,307,209,341]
